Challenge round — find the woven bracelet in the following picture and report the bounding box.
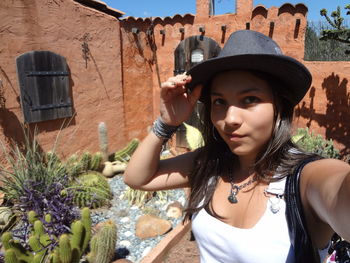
[152,118,180,140]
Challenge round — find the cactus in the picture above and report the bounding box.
[89,152,103,171]
[1,209,92,263]
[98,122,109,162]
[80,208,91,253]
[71,171,112,209]
[58,234,72,263]
[28,235,47,260]
[65,153,84,177]
[80,151,92,172]
[87,220,117,263]
[27,211,38,225]
[2,232,13,250]
[114,138,139,162]
[70,221,85,253]
[123,187,154,207]
[1,232,33,262]
[45,213,52,223]
[4,249,18,263]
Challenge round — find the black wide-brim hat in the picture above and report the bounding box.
[187,30,312,106]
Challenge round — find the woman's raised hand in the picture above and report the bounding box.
[160,73,203,126]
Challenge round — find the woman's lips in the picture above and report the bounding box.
[226,133,246,141]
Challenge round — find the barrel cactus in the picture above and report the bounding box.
[87,220,117,263]
[71,171,112,209]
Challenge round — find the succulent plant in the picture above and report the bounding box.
[1,209,92,263]
[114,138,139,162]
[89,152,103,171]
[12,177,79,242]
[87,220,117,263]
[70,171,112,209]
[98,122,109,162]
[80,152,93,172]
[292,128,340,159]
[123,187,154,207]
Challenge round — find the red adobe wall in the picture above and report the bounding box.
[294,62,350,155]
[121,0,349,155]
[0,0,125,161]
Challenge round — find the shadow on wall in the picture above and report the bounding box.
[295,73,350,155]
[0,108,26,147]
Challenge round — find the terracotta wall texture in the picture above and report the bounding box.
[0,0,349,159]
[121,0,350,154]
[0,0,125,160]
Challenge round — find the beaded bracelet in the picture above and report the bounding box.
[152,118,180,140]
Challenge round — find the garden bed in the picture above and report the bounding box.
[91,175,187,263]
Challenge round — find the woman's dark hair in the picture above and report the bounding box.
[184,70,318,221]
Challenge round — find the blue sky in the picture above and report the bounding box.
[105,0,349,22]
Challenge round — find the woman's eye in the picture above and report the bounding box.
[243,96,260,105]
[212,98,225,105]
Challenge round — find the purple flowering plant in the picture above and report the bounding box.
[0,129,79,249]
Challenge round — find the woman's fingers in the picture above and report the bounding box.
[189,84,203,105]
[161,73,191,89]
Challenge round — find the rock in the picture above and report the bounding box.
[0,207,12,225]
[103,161,127,177]
[123,231,133,237]
[112,259,133,263]
[135,214,172,239]
[119,240,131,248]
[120,217,130,223]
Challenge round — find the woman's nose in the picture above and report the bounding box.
[224,106,243,127]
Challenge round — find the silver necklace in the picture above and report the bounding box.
[228,177,256,204]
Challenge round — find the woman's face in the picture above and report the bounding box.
[210,70,275,160]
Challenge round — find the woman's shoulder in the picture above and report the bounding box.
[301,158,350,181]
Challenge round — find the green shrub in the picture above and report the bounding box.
[292,128,340,159]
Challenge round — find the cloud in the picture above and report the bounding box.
[143,11,151,16]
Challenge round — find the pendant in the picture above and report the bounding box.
[270,202,280,213]
[228,193,238,203]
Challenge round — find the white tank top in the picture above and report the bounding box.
[191,178,331,263]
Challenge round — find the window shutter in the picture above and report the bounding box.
[16,51,73,123]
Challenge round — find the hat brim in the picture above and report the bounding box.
[186,54,312,106]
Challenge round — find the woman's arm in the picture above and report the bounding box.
[123,131,198,191]
[301,158,350,243]
[123,73,202,191]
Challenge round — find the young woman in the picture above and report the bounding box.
[123,30,350,263]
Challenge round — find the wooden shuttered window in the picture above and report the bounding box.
[16,51,73,123]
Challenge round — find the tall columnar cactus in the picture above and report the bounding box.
[98,122,109,162]
[80,207,92,253]
[87,220,117,263]
[114,138,139,162]
[58,234,73,263]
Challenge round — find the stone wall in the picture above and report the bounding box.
[0,0,125,161]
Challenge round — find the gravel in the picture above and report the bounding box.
[90,175,186,263]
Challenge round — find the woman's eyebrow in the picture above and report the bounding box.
[238,87,263,95]
[210,87,264,96]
